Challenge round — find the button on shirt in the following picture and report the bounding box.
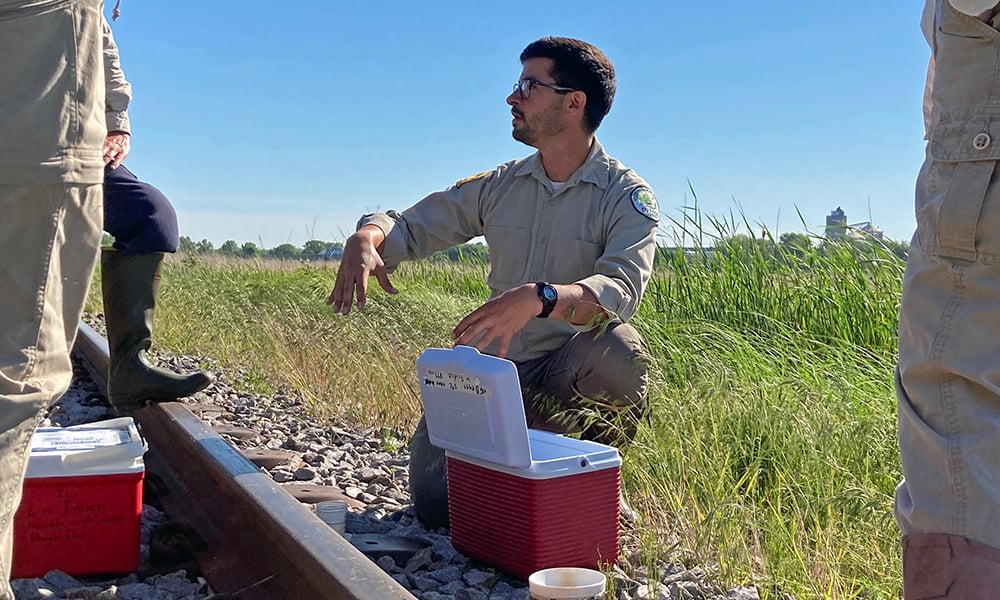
[358,138,659,362]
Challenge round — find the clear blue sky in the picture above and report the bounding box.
[107,1,929,249]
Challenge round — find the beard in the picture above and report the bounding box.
[511,122,533,145]
[511,102,564,146]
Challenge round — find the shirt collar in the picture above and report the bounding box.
[513,137,613,190]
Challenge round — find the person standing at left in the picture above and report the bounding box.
[0,1,108,596]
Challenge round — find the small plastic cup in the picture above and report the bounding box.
[528,567,606,600]
[314,500,348,535]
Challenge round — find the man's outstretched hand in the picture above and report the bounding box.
[326,227,397,315]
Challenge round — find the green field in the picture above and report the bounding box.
[87,234,905,599]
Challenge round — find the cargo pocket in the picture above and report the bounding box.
[924,109,1000,261]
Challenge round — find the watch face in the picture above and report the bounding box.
[542,286,557,301]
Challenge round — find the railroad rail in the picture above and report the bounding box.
[73,322,415,600]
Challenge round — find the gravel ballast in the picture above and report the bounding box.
[11,330,762,600]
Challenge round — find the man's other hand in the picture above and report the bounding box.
[451,283,540,358]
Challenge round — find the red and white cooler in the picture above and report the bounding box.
[11,417,146,578]
[417,345,621,580]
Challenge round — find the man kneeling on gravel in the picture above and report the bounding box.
[326,36,658,529]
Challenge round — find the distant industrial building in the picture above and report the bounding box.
[826,207,848,240]
[825,207,883,242]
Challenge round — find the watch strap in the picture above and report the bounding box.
[535,281,557,319]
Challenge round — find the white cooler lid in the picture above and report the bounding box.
[417,345,532,468]
[26,417,146,478]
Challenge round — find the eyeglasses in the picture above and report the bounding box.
[513,78,577,99]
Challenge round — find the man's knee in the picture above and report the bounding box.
[104,166,180,253]
[578,322,649,447]
[527,322,650,447]
[579,321,649,408]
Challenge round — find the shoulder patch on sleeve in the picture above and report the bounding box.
[455,170,492,188]
[630,187,659,221]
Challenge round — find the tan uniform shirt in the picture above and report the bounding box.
[921,0,999,135]
[0,0,107,184]
[102,15,132,134]
[359,138,659,362]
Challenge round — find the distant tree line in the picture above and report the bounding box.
[164,237,493,263]
[149,233,907,266]
[654,232,909,267]
[170,236,346,260]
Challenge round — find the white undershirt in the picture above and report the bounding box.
[550,180,568,194]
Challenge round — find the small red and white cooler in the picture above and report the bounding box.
[417,345,621,580]
[11,417,146,578]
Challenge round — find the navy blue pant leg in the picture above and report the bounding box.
[104,164,180,253]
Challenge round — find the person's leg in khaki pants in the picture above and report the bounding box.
[895,149,1000,596]
[0,185,102,598]
[0,0,105,594]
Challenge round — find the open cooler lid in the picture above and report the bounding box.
[417,345,531,468]
[26,417,146,478]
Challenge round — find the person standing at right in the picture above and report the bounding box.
[0,1,107,596]
[896,1,1000,596]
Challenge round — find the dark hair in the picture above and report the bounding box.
[520,36,616,133]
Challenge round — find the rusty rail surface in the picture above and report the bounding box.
[74,322,415,600]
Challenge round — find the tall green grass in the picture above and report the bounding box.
[632,234,902,598]
[85,233,905,598]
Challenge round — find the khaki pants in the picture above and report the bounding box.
[895,146,1000,553]
[896,1,1000,594]
[0,0,107,185]
[0,1,106,596]
[0,185,102,596]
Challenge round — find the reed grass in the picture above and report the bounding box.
[85,229,905,598]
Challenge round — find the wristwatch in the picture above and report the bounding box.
[535,282,558,318]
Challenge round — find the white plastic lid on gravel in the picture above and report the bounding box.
[528,567,606,599]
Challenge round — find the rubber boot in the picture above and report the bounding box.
[101,249,212,413]
[903,533,1000,599]
[407,415,450,529]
